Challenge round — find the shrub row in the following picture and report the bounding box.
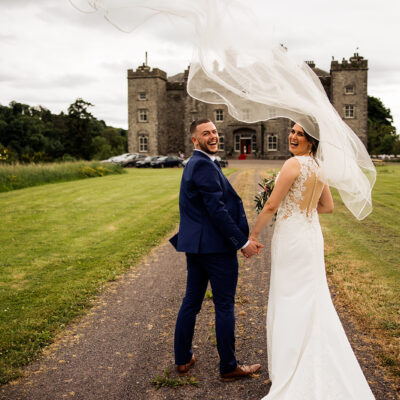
[0,161,126,192]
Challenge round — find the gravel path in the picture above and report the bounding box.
[1,165,398,400]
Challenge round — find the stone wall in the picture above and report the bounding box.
[331,54,368,146]
[127,65,167,155]
[161,83,186,155]
[127,53,369,158]
[263,118,291,159]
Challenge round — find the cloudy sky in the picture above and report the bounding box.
[0,0,399,132]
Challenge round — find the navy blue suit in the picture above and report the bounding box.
[170,150,249,373]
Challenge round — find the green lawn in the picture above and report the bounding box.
[2,163,397,384]
[0,167,235,385]
[320,164,400,379]
[0,169,184,384]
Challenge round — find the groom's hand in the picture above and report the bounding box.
[241,239,264,258]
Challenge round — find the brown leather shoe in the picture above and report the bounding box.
[176,355,196,376]
[220,364,261,381]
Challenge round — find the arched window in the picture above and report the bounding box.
[139,135,148,152]
[267,134,278,151]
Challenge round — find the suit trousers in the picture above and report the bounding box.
[174,251,239,374]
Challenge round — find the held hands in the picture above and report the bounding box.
[241,237,264,259]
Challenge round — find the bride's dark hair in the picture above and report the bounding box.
[291,121,319,156]
[304,131,319,156]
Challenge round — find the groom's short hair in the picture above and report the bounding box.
[190,118,212,135]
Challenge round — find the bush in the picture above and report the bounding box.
[0,161,126,192]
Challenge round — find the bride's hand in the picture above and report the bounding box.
[249,235,263,255]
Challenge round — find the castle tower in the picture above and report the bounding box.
[330,53,368,146]
[127,64,167,155]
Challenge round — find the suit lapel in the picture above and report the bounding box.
[192,151,240,199]
[214,163,241,199]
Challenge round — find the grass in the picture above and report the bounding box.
[0,161,125,192]
[0,166,235,385]
[320,164,400,380]
[0,168,182,384]
[150,368,199,390]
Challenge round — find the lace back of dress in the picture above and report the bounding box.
[277,156,324,223]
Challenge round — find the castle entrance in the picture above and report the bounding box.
[240,138,251,155]
[233,128,257,158]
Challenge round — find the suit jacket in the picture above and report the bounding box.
[170,151,249,253]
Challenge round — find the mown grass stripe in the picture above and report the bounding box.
[0,167,235,385]
[320,164,400,379]
[0,168,182,384]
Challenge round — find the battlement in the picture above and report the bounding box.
[331,53,368,71]
[166,81,185,90]
[127,64,167,80]
[305,60,315,68]
[183,68,189,81]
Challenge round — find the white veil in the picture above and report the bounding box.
[70,0,376,220]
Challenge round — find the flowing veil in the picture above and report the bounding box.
[70,0,376,220]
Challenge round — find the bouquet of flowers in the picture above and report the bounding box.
[254,172,277,214]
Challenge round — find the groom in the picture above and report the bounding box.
[170,118,262,380]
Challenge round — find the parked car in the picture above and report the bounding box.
[216,156,229,168]
[151,156,183,168]
[122,154,147,167]
[136,156,161,168]
[182,155,228,167]
[101,153,137,163]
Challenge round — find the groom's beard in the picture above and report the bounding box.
[198,141,218,155]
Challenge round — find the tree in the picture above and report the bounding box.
[92,136,112,160]
[101,127,127,156]
[368,96,398,155]
[67,98,96,160]
[393,139,400,156]
[0,99,127,162]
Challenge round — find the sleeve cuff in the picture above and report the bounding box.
[240,240,250,250]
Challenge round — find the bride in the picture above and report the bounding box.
[250,123,376,399]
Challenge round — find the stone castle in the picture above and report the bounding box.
[127,53,368,159]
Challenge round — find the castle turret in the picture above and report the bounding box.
[330,53,368,146]
[127,64,167,155]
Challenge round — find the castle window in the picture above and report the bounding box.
[234,134,240,152]
[218,135,224,151]
[139,92,147,100]
[344,105,355,119]
[139,109,148,122]
[215,109,224,122]
[242,109,250,120]
[345,85,355,95]
[139,135,148,152]
[267,134,278,151]
[251,135,257,152]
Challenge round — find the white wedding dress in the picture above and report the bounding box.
[263,156,375,400]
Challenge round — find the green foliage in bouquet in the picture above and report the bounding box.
[254,172,277,214]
